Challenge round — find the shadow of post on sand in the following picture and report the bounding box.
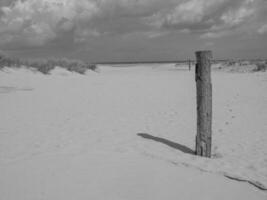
[137,133,195,155]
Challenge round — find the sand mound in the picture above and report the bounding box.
[49,66,73,76]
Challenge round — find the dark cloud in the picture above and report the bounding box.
[0,0,17,7]
[0,0,267,60]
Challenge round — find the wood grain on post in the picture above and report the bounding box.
[195,51,212,158]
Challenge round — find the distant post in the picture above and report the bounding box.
[195,51,212,158]
[188,59,191,71]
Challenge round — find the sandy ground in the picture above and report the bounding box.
[0,64,266,200]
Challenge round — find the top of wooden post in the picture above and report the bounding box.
[195,51,212,60]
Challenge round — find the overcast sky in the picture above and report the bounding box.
[0,0,267,62]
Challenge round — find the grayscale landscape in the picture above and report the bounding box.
[0,0,267,200]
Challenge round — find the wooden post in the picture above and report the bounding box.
[195,51,212,158]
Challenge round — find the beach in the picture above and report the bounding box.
[0,64,266,200]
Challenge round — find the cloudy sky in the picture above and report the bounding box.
[0,0,266,62]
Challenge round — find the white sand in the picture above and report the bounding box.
[0,64,266,199]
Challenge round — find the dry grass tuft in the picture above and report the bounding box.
[253,62,267,72]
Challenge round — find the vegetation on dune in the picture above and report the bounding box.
[254,62,267,72]
[0,53,97,74]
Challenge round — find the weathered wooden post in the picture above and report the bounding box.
[195,51,212,158]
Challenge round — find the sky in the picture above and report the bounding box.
[0,0,267,62]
